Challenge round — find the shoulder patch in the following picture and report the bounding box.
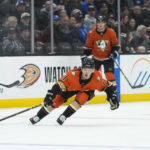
[71,71,76,76]
[97,76,101,82]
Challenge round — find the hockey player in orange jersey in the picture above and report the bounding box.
[82,15,120,98]
[29,58,119,125]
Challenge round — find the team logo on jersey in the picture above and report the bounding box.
[18,64,40,88]
[96,40,108,52]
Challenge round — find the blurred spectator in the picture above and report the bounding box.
[58,15,75,43]
[39,15,60,45]
[12,0,27,24]
[128,18,137,33]
[80,0,97,15]
[71,8,83,21]
[58,8,68,18]
[84,5,97,29]
[144,0,150,8]
[1,0,150,55]
[2,26,25,55]
[120,0,130,9]
[0,0,12,17]
[106,0,117,15]
[5,16,18,28]
[121,14,129,33]
[130,5,144,26]
[55,0,82,17]
[19,26,31,54]
[133,0,145,7]
[97,1,110,18]
[94,0,117,15]
[121,7,131,16]
[70,16,77,27]
[35,15,61,54]
[68,0,82,13]
[130,25,150,53]
[3,16,19,38]
[36,0,56,30]
[120,14,131,53]
[142,6,150,26]
[19,12,30,30]
[77,16,90,43]
[107,13,117,33]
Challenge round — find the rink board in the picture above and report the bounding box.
[0,93,150,108]
[0,55,150,108]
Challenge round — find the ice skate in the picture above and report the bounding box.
[57,114,66,125]
[29,115,40,125]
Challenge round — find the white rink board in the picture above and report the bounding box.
[120,55,150,94]
[0,55,150,101]
[0,56,82,99]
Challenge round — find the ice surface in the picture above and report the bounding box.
[0,101,150,150]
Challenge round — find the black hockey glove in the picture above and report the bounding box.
[44,90,55,107]
[105,85,119,110]
[44,84,62,107]
[109,50,119,59]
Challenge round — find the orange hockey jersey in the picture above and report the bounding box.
[85,26,119,59]
[57,68,108,92]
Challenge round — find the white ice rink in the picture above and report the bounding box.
[0,101,150,150]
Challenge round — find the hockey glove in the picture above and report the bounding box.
[44,90,55,107]
[109,50,119,59]
[105,85,119,110]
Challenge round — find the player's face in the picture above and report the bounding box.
[81,68,94,80]
[96,21,105,31]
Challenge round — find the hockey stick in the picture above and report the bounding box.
[0,80,20,88]
[0,103,43,122]
[113,59,144,89]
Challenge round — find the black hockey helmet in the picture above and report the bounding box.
[82,58,95,69]
[97,15,106,23]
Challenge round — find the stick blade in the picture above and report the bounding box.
[132,84,144,89]
[0,80,20,88]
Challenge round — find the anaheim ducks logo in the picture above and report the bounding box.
[18,64,40,88]
[96,40,109,52]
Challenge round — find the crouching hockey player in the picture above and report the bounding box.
[29,58,119,125]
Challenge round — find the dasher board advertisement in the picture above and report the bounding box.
[0,56,81,100]
[120,55,150,102]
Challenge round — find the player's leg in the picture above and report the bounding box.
[103,59,119,109]
[29,95,65,124]
[57,91,94,125]
[30,91,77,124]
[103,59,116,85]
[93,58,102,71]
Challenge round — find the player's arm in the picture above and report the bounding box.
[109,44,120,59]
[96,76,119,110]
[44,83,62,107]
[109,30,120,59]
[44,73,69,107]
[81,30,94,61]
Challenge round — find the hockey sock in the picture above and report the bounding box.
[63,100,81,118]
[37,107,49,119]
[62,106,76,118]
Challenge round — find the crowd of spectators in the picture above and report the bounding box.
[1,0,150,55]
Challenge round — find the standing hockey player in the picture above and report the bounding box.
[82,15,120,97]
[30,58,119,125]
